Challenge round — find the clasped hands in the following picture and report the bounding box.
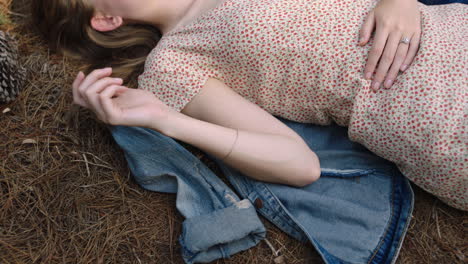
[359,0,421,91]
[72,67,175,131]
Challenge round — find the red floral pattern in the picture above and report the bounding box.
[138,0,467,210]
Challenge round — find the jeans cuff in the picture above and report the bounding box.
[179,199,266,264]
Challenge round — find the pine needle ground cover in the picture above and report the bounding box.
[0,1,467,263]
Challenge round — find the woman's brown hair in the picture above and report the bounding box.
[31,0,161,86]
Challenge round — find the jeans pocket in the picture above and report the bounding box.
[320,168,376,178]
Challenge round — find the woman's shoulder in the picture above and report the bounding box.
[141,44,193,78]
[138,43,213,112]
[143,42,169,72]
[141,43,188,79]
[138,40,211,88]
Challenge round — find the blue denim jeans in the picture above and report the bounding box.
[110,118,414,264]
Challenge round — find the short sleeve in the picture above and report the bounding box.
[138,68,210,112]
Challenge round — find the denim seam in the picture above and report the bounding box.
[220,167,251,199]
[138,173,172,185]
[137,161,228,206]
[256,184,309,241]
[259,184,355,264]
[249,183,333,262]
[135,157,200,184]
[219,245,228,259]
[366,170,396,264]
[221,166,307,240]
[192,162,235,208]
[390,175,414,264]
[179,233,196,259]
[320,168,378,178]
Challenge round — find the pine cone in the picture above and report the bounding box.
[0,31,26,103]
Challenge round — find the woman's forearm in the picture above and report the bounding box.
[160,113,320,187]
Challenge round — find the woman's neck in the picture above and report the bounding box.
[158,0,221,35]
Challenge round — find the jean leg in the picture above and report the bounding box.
[110,126,266,264]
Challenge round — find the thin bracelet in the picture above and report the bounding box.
[222,129,239,161]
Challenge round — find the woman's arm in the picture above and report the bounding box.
[169,78,320,186]
[73,69,320,187]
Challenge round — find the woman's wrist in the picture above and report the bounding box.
[151,111,191,138]
[156,112,239,160]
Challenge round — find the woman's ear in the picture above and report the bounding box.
[91,14,123,32]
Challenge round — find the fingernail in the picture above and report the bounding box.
[385,79,393,89]
[372,81,380,90]
[365,72,372,80]
[400,64,407,71]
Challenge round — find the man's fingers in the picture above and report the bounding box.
[359,11,375,46]
[364,27,388,80]
[372,33,401,91]
[384,41,409,89]
[401,32,420,71]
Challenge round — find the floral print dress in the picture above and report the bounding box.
[138,0,468,210]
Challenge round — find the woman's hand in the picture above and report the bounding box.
[359,0,421,90]
[72,68,176,131]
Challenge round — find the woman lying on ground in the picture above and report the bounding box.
[32,0,467,210]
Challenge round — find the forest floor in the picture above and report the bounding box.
[0,0,466,263]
